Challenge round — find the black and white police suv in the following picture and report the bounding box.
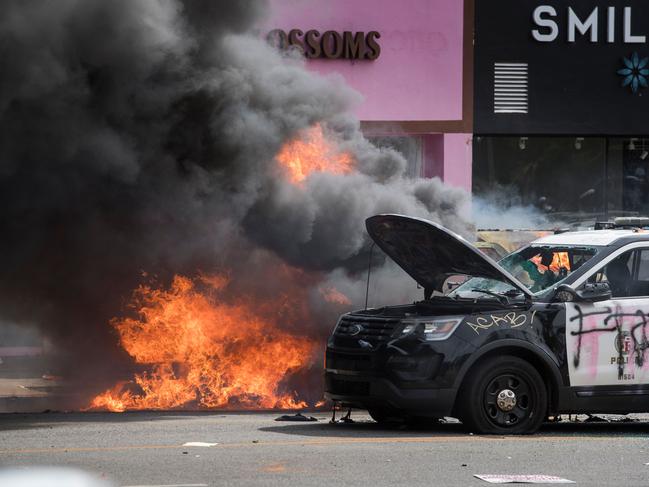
[324,214,649,434]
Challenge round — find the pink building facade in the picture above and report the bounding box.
[266,0,473,191]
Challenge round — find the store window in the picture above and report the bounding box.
[473,136,649,223]
[368,136,423,178]
[615,138,649,215]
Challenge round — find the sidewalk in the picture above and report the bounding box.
[0,351,68,412]
[0,377,64,412]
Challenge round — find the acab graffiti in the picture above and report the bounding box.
[466,311,536,335]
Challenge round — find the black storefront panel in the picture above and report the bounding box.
[475,0,649,135]
[473,135,649,220]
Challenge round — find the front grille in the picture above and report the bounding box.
[335,316,399,343]
[326,350,372,371]
[327,377,370,396]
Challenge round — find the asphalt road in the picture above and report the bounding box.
[1,411,649,486]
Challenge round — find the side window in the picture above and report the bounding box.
[632,249,649,296]
[587,250,633,298]
[586,248,649,298]
[636,250,649,280]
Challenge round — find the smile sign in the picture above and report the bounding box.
[532,5,646,43]
[531,6,649,94]
[474,0,649,134]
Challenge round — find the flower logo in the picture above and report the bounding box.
[618,52,649,94]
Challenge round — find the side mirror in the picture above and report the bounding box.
[553,282,612,303]
[552,284,578,302]
[577,282,612,302]
[442,275,469,295]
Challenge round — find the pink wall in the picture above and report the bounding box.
[420,133,472,191]
[264,0,465,122]
[422,135,444,179]
[443,133,472,191]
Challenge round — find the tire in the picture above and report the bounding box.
[458,355,547,435]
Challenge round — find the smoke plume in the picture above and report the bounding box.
[0,0,471,406]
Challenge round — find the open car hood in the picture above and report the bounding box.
[365,214,532,298]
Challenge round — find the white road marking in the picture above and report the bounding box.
[475,475,575,484]
[122,484,208,487]
[182,442,218,447]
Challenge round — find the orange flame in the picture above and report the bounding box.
[89,275,317,411]
[529,251,571,275]
[320,286,351,306]
[276,124,353,184]
[549,251,571,274]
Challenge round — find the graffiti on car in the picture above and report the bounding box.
[569,304,649,380]
[466,311,537,335]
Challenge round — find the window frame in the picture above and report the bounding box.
[572,242,649,299]
[635,249,649,281]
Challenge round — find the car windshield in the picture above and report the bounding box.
[450,244,600,298]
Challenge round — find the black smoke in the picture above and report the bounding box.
[0,0,471,405]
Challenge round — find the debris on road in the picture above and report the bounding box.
[474,475,575,484]
[329,406,354,424]
[274,413,317,422]
[42,374,63,381]
[583,415,611,423]
[182,442,219,447]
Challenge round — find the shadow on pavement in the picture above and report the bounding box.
[262,420,469,438]
[3,410,649,438]
[0,410,331,432]
[539,420,649,436]
[0,411,236,432]
[260,418,649,438]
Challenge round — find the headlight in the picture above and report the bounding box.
[398,316,463,341]
[331,316,344,334]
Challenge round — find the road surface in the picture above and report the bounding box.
[1,411,649,486]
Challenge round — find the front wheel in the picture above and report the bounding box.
[458,356,547,434]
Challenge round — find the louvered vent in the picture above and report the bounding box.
[494,63,528,114]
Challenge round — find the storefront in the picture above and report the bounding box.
[474,0,649,223]
[265,0,473,190]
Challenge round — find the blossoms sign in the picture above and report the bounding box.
[267,29,381,60]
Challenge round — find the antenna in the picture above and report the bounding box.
[364,241,376,310]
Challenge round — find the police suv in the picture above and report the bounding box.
[325,214,649,434]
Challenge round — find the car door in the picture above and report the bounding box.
[566,245,649,387]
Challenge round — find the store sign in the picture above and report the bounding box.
[531,6,646,43]
[529,5,649,96]
[474,0,649,134]
[267,29,381,60]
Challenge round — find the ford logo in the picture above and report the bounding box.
[348,324,363,336]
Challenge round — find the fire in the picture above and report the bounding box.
[320,286,351,306]
[529,251,571,274]
[549,251,571,274]
[276,124,354,183]
[89,274,317,411]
